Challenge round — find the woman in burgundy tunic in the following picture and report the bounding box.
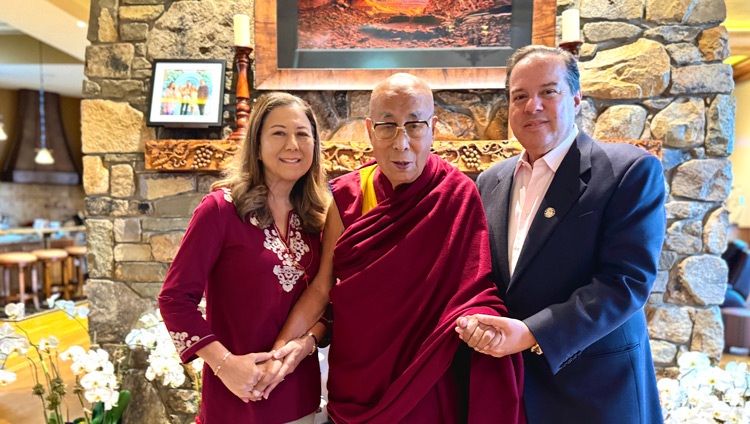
[158,92,330,424]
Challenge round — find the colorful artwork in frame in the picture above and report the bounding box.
[297,1,515,50]
[146,59,226,127]
[254,0,556,90]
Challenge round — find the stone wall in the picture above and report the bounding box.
[565,0,735,375]
[82,0,735,421]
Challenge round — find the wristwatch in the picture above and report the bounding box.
[306,332,319,356]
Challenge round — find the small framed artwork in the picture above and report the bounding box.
[147,59,226,127]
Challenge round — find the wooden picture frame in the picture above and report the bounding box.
[254,0,557,90]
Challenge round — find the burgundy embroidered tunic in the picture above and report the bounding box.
[159,189,321,424]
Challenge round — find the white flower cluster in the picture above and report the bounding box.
[1,303,31,386]
[60,345,121,410]
[658,351,750,423]
[125,309,198,388]
[0,322,29,386]
[46,293,90,319]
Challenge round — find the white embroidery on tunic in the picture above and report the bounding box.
[263,213,310,292]
[249,215,260,227]
[169,331,201,354]
[220,187,233,203]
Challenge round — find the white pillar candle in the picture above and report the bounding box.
[233,14,250,47]
[561,9,580,43]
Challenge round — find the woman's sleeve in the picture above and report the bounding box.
[158,193,226,363]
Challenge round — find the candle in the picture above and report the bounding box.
[233,14,250,47]
[561,9,580,43]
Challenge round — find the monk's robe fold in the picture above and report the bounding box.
[327,154,525,424]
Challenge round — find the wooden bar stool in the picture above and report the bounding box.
[31,249,70,301]
[64,245,87,299]
[0,252,40,310]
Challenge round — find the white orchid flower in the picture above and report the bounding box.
[145,366,157,381]
[165,362,186,387]
[103,389,120,411]
[76,305,90,318]
[11,338,29,356]
[84,386,116,407]
[60,345,86,361]
[724,387,746,407]
[139,313,160,328]
[711,397,732,421]
[697,366,732,392]
[0,323,16,337]
[45,293,61,309]
[125,328,157,349]
[90,348,110,366]
[4,303,25,320]
[80,371,109,390]
[38,336,60,352]
[678,351,711,373]
[190,358,204,374]
[0,370,17,386]
[76,352,101,374]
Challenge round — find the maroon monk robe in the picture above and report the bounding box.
[327,154,525,424]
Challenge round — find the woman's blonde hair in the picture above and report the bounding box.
[212,92,329,232]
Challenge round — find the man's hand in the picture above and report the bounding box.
[216,351,274,403]
[455,314,537,358]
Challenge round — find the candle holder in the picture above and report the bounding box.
[559,41,583,58]
[229,46,254,142]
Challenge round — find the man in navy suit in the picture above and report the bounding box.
[456,45,666,423]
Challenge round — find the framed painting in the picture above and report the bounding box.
[146,59,226,127]
[254,0,556,90]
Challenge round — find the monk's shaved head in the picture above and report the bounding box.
[366,72,437,189]
[369,73,435,118]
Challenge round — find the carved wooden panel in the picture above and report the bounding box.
[323,139,524,174]
[144,139,238,171]
[144,138,662,172]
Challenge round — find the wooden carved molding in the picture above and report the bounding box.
[144,138,662,173]
[323,140,524,174]
[145,139,239,171]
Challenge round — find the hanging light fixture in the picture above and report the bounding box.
[34,41,54,165]
[0,114,7,141]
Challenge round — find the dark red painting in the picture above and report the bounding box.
[297,0,514,50]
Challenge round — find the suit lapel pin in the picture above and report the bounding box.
[544,207,556,218]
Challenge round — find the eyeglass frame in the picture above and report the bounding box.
[370,116,435,141]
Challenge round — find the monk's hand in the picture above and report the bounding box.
[217,351,274,403]
[252,358,284,401]
[257,336,315,399]
[455,315,501,352]
[457,314,537,358]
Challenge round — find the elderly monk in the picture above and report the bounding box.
[262,73,525,423]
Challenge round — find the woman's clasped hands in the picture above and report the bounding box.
[221,333,315,403]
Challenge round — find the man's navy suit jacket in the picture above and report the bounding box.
[477,132,666,423]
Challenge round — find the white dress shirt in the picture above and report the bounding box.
[508,126,579,276]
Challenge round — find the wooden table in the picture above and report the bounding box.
[0,226,85,250]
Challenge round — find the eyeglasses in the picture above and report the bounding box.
[371,118,433,141]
